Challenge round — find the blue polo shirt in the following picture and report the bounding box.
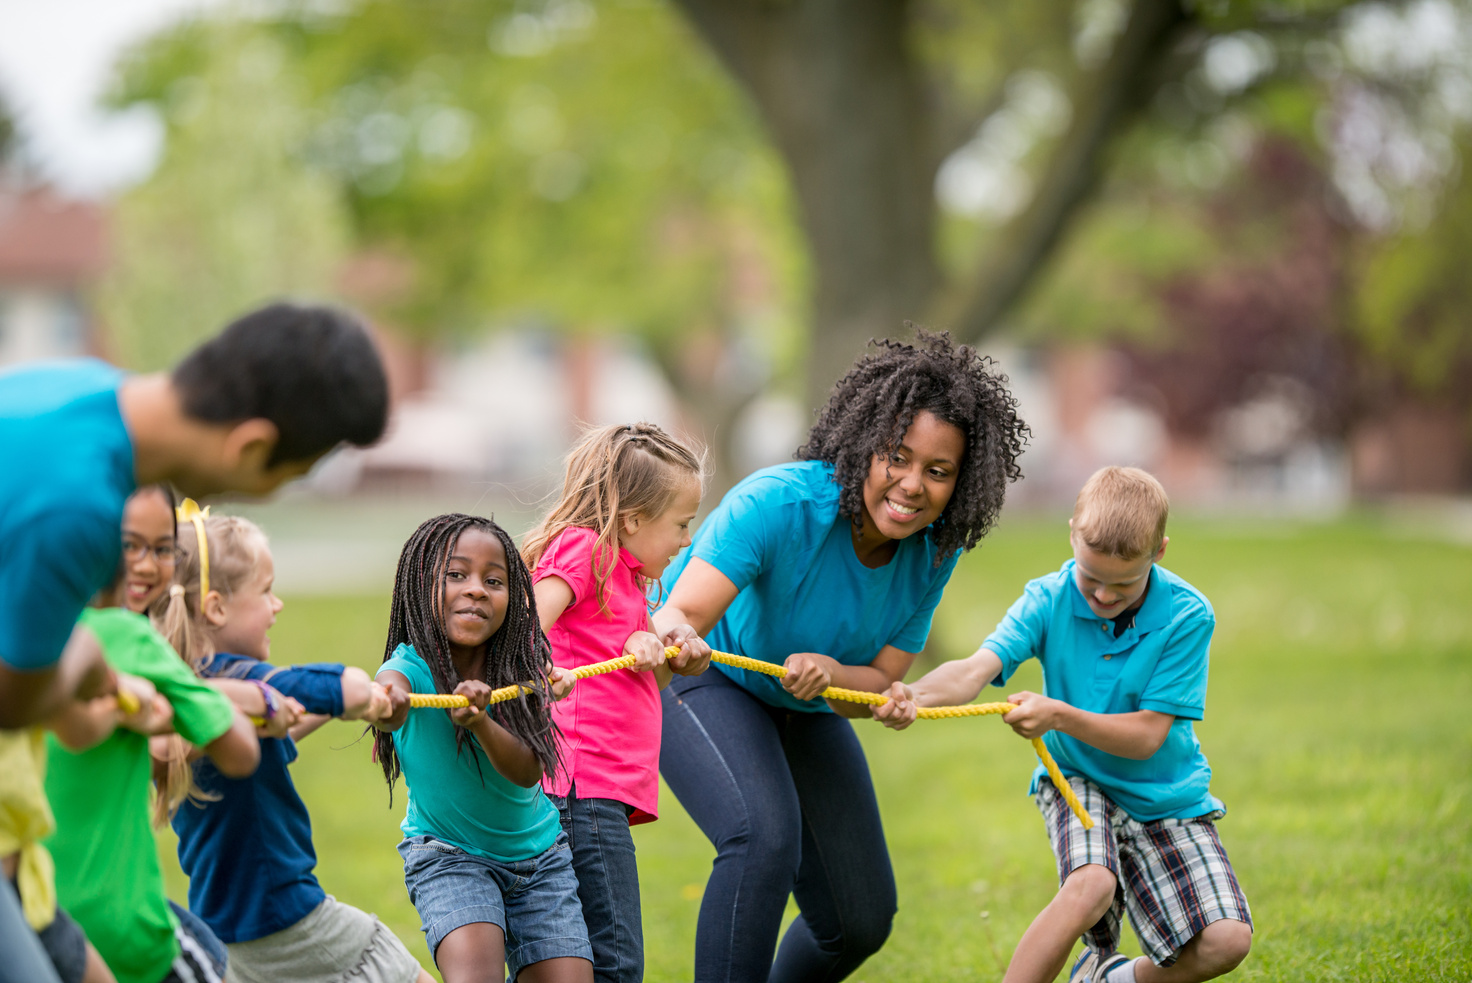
[663,461,959,713]
[172,653,346,943]
[0,360,134,670]
[984,560,1222,821]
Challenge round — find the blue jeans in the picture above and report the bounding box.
[660,669,896,983]
[398,831,592,980]
[548,789,643,983]
[0,878,62,983]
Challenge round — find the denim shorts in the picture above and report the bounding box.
[398,831,592,979]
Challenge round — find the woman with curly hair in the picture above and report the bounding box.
[653,329,1028,983]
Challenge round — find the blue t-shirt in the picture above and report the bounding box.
[378,644,560,863]
[984,560,1222,822]
[172,652,346,943]
[0,360,134,670]
[663,461,959,713]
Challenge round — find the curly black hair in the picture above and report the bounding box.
[797,327,1029,562]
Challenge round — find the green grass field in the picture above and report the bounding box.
[157,514,1472,981]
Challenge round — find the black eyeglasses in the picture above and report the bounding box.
[122,538,178,563]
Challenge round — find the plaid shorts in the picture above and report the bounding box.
[1036,777,1252,966]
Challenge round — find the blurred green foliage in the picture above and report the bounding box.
[99,22,350,370]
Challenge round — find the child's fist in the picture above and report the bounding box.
[663,624,711,676]
[870,681,917,730]
[256,692,303,740]
[549,666,576,701]
[363,682,394,723]
[451,680,492,728]
[1002,691,1059,739]
[623,631,667,672]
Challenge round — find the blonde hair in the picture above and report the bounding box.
[149,513,270,825]
[522,422,706,613]
[1071,466,1169,560]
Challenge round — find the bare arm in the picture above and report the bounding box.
[200,710,262,777]
[534,576,573,635]
[450,680,543,787]
[1002,691,1175,760]
[0,625,115,728]
[651,558,739,638]
[820,646,920,718]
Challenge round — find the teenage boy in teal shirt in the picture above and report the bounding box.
[875,467,1252,983]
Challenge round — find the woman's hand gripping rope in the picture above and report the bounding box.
[403,648,1093,829]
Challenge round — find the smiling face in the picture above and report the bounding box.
[620,476,702,579]
[441,527,510,661]
[860,410,967,542]
[119,487,177,612]
[1070,527,1168,619]
[208,547,283,661]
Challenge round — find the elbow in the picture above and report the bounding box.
[340,667,372,719]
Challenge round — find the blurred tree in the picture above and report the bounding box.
[0,92,17,166]
[110,1,803,488]
[100,23,351,370]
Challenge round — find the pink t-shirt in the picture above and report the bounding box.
[535,526,661,823]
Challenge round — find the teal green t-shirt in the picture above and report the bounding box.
[45,608,236,983]
[378,644,560,863]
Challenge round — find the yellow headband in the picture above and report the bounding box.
[176,499,212,598]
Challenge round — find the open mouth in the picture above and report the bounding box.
[125,580,155,602]
[884,498,922,521]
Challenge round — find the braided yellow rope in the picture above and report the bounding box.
[116,687,141,715]
[403,647,1093,829]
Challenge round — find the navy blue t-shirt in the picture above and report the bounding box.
[172,653,346,943]
[0,360,134,670]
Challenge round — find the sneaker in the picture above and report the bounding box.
[1068,950,1103,983]
[1095,953,1135,982]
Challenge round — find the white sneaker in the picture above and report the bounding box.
[1068,950,1103,983]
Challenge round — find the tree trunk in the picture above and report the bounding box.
[672,0,942,405]
[946,0,1193,340]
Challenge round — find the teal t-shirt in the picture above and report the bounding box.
[984,560,1222,822]
[0,360,134,670]
[378,644,560,862]
[46,608,236,983]
[661,461,959,713]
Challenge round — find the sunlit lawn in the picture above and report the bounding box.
[157,514,1472,982]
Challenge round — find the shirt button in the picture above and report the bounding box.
[1103,654,1113,661]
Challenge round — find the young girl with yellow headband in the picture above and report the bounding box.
[163,503,435,983]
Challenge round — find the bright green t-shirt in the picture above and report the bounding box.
[44,608,236,983]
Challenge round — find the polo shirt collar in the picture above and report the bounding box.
[1065,558,1170,632]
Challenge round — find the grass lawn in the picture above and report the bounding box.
[157,514,1472,981]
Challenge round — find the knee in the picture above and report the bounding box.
[1193,919,1252,974]
[845,904,894,959]
[1059,864,1117,921]
[712,813,801,880]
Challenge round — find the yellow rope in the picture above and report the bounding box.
[116,687,141,715]
[403,648,1093,829]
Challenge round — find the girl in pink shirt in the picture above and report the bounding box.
[522,422,712,983]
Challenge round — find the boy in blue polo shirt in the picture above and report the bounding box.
[875,467,1251,983]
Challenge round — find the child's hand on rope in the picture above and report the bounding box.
[362,682,395,723]
[1002,690,1061,739]
[870,681,918,730]
[623,631,667,672]
[450,680,492,728]
[372,677,413,731]
[663,624,711,676]
[549,666,576,701]
[256,693,304,740]
[115,673,169,733]
[782,652,838,701]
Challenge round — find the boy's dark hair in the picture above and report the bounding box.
[172,303,389,465]
[798,327,1030,563]
[374,514,561,802]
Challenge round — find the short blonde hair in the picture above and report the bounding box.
[1071,466,1169,560]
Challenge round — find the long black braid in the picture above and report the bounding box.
[798,327,1030,564]
[374,514,561,800]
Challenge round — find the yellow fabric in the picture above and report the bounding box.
[402,647,1094,829]
[0,729,58,929]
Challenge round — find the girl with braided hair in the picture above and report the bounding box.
[654,328,1029,983]
[522,423,712,983]
[373,515,591,983]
